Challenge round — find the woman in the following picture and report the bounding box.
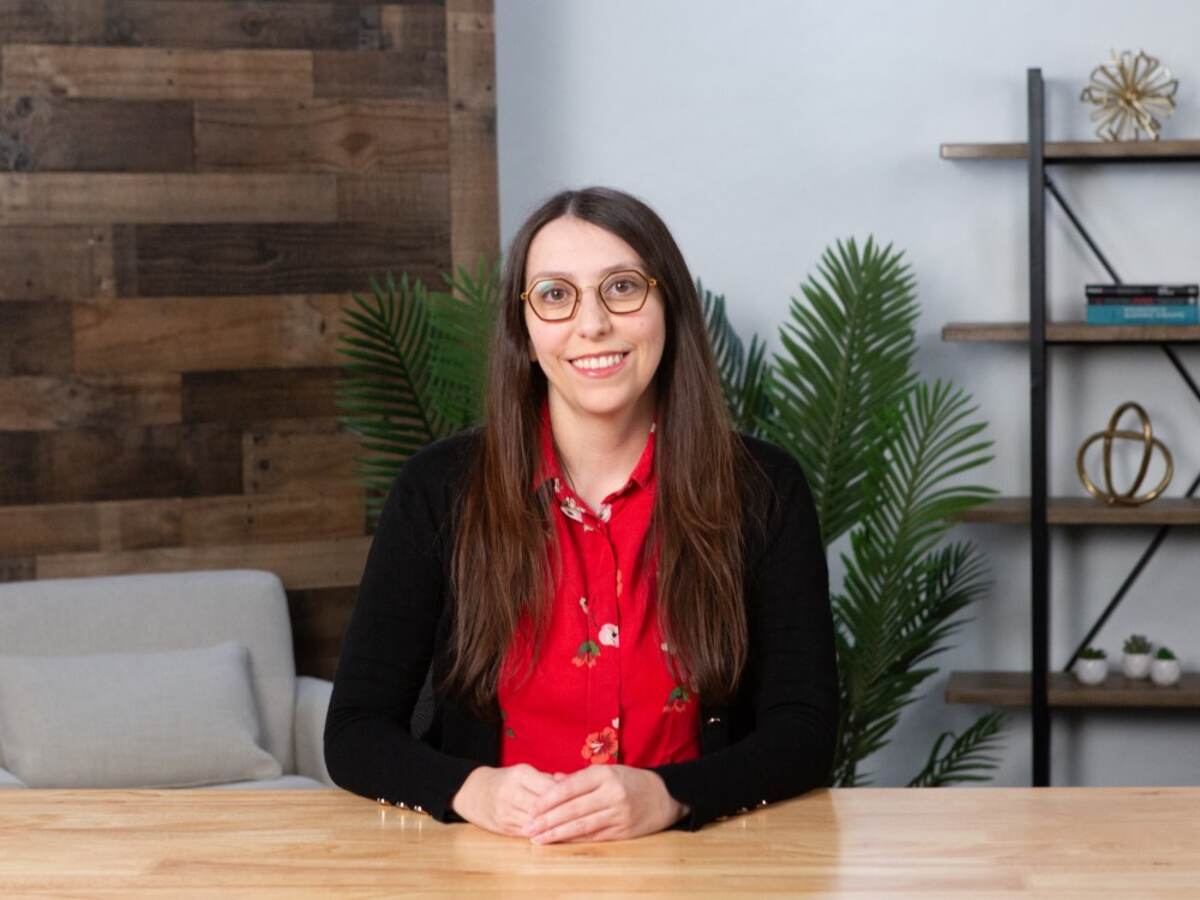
[324,186,838,843]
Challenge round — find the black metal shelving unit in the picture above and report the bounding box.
[941,68,1200,786]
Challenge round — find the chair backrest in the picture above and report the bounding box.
[0,570,297,772]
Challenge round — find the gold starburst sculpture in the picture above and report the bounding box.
[1080,50,1178,141]
[1076,402,1173,506]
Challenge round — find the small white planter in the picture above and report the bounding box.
[1074,658,1108,685]
[1122,652,1152,680]
[1151,658,1181,687]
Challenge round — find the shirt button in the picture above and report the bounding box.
[705,715,722,725]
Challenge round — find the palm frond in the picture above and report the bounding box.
[908,711,1008,787]
[765,237,921,546]
[829,378,998,787]
[335,271,451,524]
[698,277,770,435]
[427,255,500,428]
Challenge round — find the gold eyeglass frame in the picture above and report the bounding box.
[520,269,658,322]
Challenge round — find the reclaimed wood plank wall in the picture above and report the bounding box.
[0,0,498,678]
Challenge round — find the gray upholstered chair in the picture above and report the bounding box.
[0,570,333,790]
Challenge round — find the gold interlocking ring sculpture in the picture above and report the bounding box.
[1076,402,1173,506]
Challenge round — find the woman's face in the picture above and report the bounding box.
[523,216,666,423]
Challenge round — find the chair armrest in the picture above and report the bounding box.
[0,766,28,788]
[293,676,335,786]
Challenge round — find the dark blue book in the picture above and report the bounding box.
[1087,304,1200,325]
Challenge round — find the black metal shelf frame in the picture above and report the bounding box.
[1025,68,1200,785]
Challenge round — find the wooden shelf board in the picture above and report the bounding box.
[943,321,1200,344]
[955,497,1200,526]
[941,140,1200,163]
[946,670,1200,708]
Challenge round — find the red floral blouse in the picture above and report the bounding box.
[496,398,700,772]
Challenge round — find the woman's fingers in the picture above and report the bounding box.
[528,807,614,844]
[523,788,603,840]
[527,767,600,818]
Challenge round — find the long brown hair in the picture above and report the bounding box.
[445,186,766,718]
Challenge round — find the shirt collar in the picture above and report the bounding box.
[532,395,657,496]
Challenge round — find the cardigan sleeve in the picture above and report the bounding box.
[650,454,839,830]
[323,448,482,822]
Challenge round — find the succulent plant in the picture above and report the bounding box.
[1123,634,1152,655]
[1079,647,1107,660]
[1155,646,1177,661]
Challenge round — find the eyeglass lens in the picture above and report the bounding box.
[527,270,649,320]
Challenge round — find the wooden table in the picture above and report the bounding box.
[3,787,1198,896]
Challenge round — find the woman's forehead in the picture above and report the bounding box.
[525,217,645,282]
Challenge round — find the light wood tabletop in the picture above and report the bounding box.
[2,786,1198,897]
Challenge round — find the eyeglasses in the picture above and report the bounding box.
[521,269,657,322]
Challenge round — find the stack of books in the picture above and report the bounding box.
[1086,284,1199,325]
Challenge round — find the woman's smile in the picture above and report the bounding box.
[569,350,631,377]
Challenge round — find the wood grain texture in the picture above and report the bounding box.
[2,44,314,100]
[313,49,446,100]
[943,321,1200,344]
[0,173,338,224]
[0,0,105,44]
[242,419,358,494]
[194,99,449,173]
[445,2,497,273]
[0,491,363,558]
[0,225,113,300]
[0,0,492,620]
[73,294,347,374]
[336,171,449,222]
[0,556,35,581]
[0,302,72,374]
[99,1,383,50]
[288,585,357,680]
[954,496,1200,525]
[0,423,242,505]
[0,373,181,430]
[942,139,1200,162]
[380,3,446,52]
[181,490,365,546]
[182,368,342,425]
[36,535,371,588]
[946,670,1200,707]
[0,96,193,173]
[4,788,1200,896]
[117,222,448,296]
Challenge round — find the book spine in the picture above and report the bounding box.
[1086,304,1200,325]
[1086,284,1199,298]
[1086,297,1199,308]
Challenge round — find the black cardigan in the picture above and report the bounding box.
[323,427,839,831]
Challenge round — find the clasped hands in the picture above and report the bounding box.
[450,763,689,843]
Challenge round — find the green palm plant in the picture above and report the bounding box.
[702,239,1006,786]
[335,259,498,522]
[337,239,1006,786]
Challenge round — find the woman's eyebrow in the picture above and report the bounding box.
[526,262,645,282]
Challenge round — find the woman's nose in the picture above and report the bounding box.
[573,287,613,337]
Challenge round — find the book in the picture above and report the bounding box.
[1088,295,1198,307]
[1087,304,1199,325]
[1086,283,1198,299]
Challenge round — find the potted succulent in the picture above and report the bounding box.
[1121,634,1153,680]
[1073,647,1108,685]
[1151,647,1181,687]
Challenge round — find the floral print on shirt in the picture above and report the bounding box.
[581,726,619,765]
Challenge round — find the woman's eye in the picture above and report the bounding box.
[611,279,632,294]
